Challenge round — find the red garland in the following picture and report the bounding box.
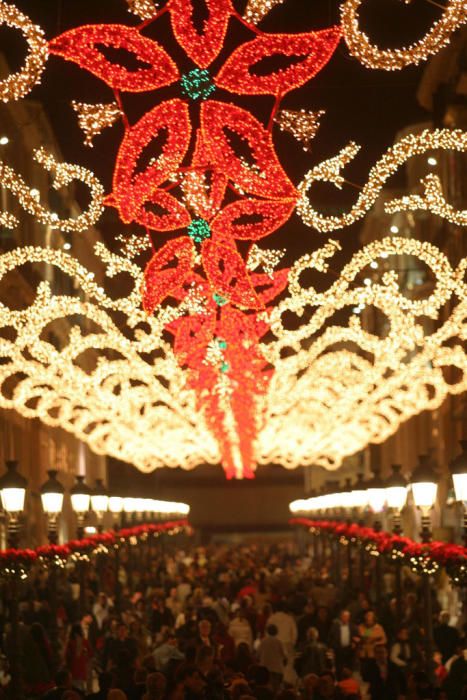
[0,520,190,573]
[290,518,467,585]
[48,6,342,479]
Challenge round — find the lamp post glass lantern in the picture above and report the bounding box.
[449,440,467,545]
[350,473,369,515]
[450,440,467,503]
[366,471,386,522]
[0,460,27,547]
[0,460,27,516]
[109,496,123,516]
[91,479,109,530]
[410,454,438,543]
[385,464,407,534]
[70,475,91,538]
[40,470,65,543]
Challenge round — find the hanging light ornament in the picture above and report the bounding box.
[126,0,159,20]
[72,101,122,147]
[275,109,325,151]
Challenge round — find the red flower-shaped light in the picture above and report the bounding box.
[48,3,341,480]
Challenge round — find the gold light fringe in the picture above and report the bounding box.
[297,129,467,232]
[0,0,48,102]
[125,0,159,20]
[256,236,466,469]
[0,148,105,232]
[275,109,325,151]
[341,0,467,71]
[72,101,122,147]
[385,173,467,226]
[0,244,220,472]
[0,234,463,473]
[243,0,286,24]
[247,244,285,277]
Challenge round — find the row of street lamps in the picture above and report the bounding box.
[290,445,467,542]
[0,461,190,546]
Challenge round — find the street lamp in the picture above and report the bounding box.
[123,496,137,525]
[70,475,91,539]
[409,454,438,677]
[40,470,65,544]
[0,460,27,547]
[385,464,407,620]
[449,440,467,545]
[109,495,123,527]
[90,479,109,532]
[135,497,147,522]
[410,454,438,543]
[385,464,408,535]
[350,473,368,522]
[366,468,386,529]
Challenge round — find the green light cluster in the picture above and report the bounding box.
[180,69,216,101]
[187,217,211,243]
[213,293,228,306]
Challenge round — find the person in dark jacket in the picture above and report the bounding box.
[361,644,406,700]
[296,628,328,677]
[434,612,460,664]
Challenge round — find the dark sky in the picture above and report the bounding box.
[1,0,436,267]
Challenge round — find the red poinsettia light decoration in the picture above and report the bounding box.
[48,1,341,478]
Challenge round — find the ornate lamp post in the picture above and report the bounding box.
[351,473,369,589]
[385,464,408,535]
[70,475,91,539]
[366,468,386,609]
[91,478,109,592]
[123,497,137,592]
[351,472,369,523]
[449,441,467,546]
[123,496,137,525]
[341,478,355,589]
[90,478,109,533]
[0,460,27,548]
[40,469,65,670]
[108,495,123,612]
[410,455,438,543]
[0,461,27,698]
[40,470,65,544]
[366,469,386,531]
[70,475,91,617]
[410,454,438,675]
[385,464,408,618]
[109,495,123,527]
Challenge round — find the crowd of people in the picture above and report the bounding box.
[0,538,465,700]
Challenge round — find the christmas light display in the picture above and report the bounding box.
[0,0,465,478]
[126,0,159,20]
[0,147,105,231]
[341,0,467,71]
[290,519,466,586]
[0,1,48,102]
[72,101,122,147]
[297,129,467,233]
[275,109,325,151]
